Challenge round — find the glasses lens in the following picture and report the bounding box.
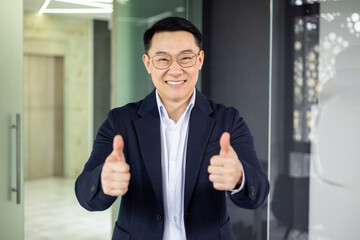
[177,53,197,68]
[152,55,172,69]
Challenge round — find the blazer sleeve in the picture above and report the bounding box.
[75,110,118,211]
[227,108,270,209]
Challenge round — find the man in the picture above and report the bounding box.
[75,17,269,240]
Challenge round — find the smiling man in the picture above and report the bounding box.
[75,17,269,240]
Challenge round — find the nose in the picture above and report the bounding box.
[167,60,183,76]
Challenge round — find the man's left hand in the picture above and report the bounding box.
[208,132,243,191]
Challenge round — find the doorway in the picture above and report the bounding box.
[22,12,112,238]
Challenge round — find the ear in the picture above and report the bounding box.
[197,50,205,70]
[142,54,151,74]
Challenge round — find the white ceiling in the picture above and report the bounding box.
[23,0,112,21]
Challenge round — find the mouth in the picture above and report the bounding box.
[165,80,186,86]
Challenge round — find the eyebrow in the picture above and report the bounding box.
[154,49,196,55]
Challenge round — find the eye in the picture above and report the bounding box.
[179,54,194,62]
[158,58,170,62]
[181,56,191,60]
[153,55,171,62]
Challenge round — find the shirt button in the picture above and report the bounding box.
[170,156,175,161]
[170,187,175,193]
[157,214,162,221]
[173,216,177,222]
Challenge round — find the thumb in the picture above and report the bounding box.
[113,135,125,162]
[219,132,231,156]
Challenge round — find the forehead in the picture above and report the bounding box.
[149,31,198,54]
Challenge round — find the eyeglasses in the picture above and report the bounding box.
[146,51,201,70]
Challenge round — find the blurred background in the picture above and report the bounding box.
[1,0,359,239]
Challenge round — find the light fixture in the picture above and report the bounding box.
[38,0,113,15]
[54,0,112,9]
[43,8,113,13]
[39,0,52,15]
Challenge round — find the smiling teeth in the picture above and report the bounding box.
[167,81,185,85]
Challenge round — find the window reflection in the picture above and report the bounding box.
[293,16,319,142]
[345,13,360,37]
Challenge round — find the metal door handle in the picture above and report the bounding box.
[15,114,21,204]
[11,114,21,204]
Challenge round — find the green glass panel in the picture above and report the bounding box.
[111,0,202,224]
[0,0,24,239]
[112,0,202,107]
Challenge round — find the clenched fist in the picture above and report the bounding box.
[101,135,131,196]
[208,132,243,191]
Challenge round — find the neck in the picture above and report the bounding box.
[159,92,194,122]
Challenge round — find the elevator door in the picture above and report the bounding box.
[24,54,64,179]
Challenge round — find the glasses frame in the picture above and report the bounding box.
[146,50,201,70]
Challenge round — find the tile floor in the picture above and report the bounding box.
[25,177,112,240]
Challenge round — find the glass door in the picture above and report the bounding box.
[309,0,360,239]
[269,0,360,239]
[0,0,24,239]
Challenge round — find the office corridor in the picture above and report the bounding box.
[25,177,111,240]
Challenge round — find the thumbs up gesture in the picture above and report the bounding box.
[208,132,243,191]
[101,135,131,196]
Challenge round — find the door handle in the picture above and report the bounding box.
[11,114,21,204]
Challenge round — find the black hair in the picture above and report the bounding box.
[143,17,202,53]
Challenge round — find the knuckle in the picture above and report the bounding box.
[120,163,130,172]
[103,187,110,194]
[120,188,128,196]
[209,174,213,182]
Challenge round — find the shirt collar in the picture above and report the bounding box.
[155,89,196,120]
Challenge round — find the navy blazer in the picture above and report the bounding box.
[75,89,269,240]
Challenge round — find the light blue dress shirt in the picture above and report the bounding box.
[156,89,195,240]
[155,89,245,240]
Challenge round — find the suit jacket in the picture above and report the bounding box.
[75,89,269,240]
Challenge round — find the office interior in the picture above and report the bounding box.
[1,0,359,239]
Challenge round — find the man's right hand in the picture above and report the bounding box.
[101,135,131,196]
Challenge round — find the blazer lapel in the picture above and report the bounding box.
[133,90,215,213]
[133,90,163,211]
[184,90,215,212]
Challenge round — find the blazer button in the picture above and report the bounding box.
[157,214,162,221]
[90,184,96,193]
[250,186,256,197]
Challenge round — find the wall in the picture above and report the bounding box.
[202,0,270,239]
[202,0,270,163]
[24,12,91,178]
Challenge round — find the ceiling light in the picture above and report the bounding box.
[39,0,52,15]
[43,8,113,14]
[54,0,112,9]
[38,0,113,15]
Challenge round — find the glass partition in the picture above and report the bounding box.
[269,0,360,239]
[309,1,360,239]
